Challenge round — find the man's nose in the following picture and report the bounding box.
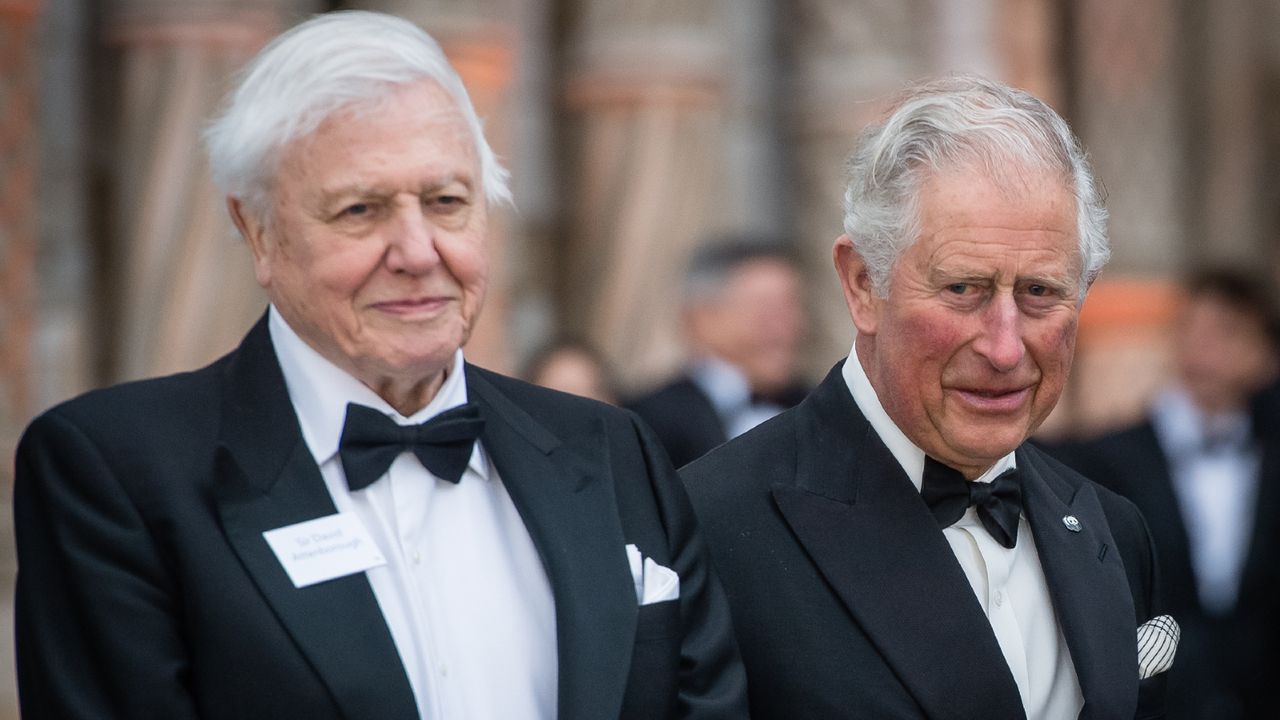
[385,203,441,273]
[972,293,1025,371]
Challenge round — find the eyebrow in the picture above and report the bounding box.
[930,265,1076,288]
[318,174,475,205]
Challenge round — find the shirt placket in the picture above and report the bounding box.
[967,511,1031,708]
[389,456,448,719]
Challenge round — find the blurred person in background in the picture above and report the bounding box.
[11,11,745,719]
[521,337,619,405]
[683,74,1169,719]
[626,238,809,467]
[1049,267,1280,720]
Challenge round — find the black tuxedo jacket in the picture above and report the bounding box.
[1046,419,1280,720]
[13,316,747,719]
[627,374,809,469]
[682,363,1163,719]
[627,377,728,469]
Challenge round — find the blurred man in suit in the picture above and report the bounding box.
[683,75,1169,718]
[1051,268,1280,719]
[628,239,809,467]
[13,11,745,719]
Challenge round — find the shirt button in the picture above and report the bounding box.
[411,551,421,564]
[440,664,449,677]
[994,590,1005,608]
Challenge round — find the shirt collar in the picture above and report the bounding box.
[841,338,1015,491]
[268,306,489,480]
[1151,385,1251,456]
[689,355,752,415]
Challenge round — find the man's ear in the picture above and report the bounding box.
[227,197,273,288]
[833,234,881,335]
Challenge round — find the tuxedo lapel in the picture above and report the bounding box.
[773,367,1025,719]
[466,367,636,720]
[212,317,419,720]
[1018,448,1138,719]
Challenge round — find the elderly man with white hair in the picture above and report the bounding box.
[13,11,745,720]
[683,75,1172,719]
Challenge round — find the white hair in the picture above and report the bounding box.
[205,10,511,219]
[842,74,1108,298]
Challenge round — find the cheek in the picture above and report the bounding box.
[882,310,969,413]
[1033,317,1078,372]
[317,245,387,294]
[898,310,972,376]
[448,241,489,296]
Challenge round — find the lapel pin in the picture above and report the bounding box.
[1062,515,1082,533]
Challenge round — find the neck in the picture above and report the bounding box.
[369,369,448,416]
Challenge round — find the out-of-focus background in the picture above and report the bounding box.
[4,0,1280,716]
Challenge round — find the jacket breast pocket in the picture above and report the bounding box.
[635,598,681,641]
[620,599,681,719]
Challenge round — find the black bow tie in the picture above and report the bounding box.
[338,402,485,491]
[920,456,1022,549]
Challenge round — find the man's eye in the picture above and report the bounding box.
[1024,283,1064,299]
[946,283,969,294]
[430,195,466,209]
[340,203,370,217]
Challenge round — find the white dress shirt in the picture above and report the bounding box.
[269,307,558,720]
[843,345,1083,719]
[1150,387,1260,615]
[689,356,786,438]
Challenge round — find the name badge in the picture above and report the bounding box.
[263,513,387,588]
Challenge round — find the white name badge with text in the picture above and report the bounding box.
[263,513,387,588]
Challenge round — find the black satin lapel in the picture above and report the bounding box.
[1019,450,1138,719]
[212,317,417,719]
[467,369,636,720]
[213,444,419,720]
[775,366,1026,719]
[216,315,309,493]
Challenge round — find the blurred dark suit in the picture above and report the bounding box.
[627,374,808,468]
[1047,404,1280,720]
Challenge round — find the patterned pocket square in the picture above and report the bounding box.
[1137,615,1179,679]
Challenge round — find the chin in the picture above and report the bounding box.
[363,346,455,377]
[950,430,1026,463]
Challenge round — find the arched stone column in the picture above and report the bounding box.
[1186,0,1268,265]
[1,0,40,455]
[1068,0,1186,275]
[0,2,41,716]
[556,0,731,390]
[101,0,318,383]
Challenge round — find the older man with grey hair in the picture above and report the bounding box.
[683,75,1170,719]
[13,10,745,720]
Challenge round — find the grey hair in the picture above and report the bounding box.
[682,236,799,306]
[204,10,511,219]
[842,74,1108,298]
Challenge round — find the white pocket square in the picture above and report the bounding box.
[1137,614,1179,679]
[625,543,680,605]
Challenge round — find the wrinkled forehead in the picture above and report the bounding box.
[903,165,1082,271]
